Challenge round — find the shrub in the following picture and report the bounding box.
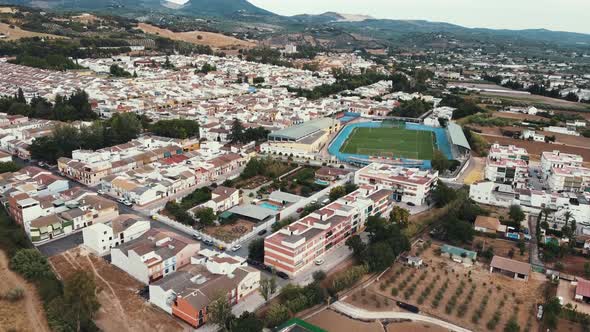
[3,287,24,302]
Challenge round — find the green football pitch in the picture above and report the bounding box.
[339,127,435,160]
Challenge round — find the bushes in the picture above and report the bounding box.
[2,287,24,302]
[10,249,52,281]
[332,264,369,292]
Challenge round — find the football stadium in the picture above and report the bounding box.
[328,120,470,168]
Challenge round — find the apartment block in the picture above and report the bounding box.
[111,228,200,284]
[264,184,393,277]
[541,150,583,179]
[485,158,529,188]
[547,166,590,193]
[488,143,529,163]
[354,163,438,206]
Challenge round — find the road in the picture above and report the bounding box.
[331,301,472,332]
[528,213,544,267]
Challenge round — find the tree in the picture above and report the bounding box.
[109,64,131,77]
[16,87,26,103]
[229,119,245,143]
[259,276,277,302]
[584,262,590,278]
[312,270,326,282]
[265,304,290,327]
[150,119,199,139]
[431,180,457,207]
[442,217,474,244]
[503,318,520,332]
[431,149,450,173]
[248,238,265,262]
[10,249,51,281]
[61,270,100,332]
[509,205,525,224]
[208,292,234,331]
[231,311,263,332]
[0,161,20,173]
[194,207,216,226]
[390,206,410,228]
[543,297,561,329]
[107,112,142,144]
[329,186,346,201]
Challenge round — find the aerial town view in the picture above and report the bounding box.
[0,0,589,331]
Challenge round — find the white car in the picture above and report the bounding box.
[97,189,105,195]
[123,200,133,207]
[117,198,125,203]
[231,244,242,252]
[314,258,325,265]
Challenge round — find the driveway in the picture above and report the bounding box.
[331,301,472,332]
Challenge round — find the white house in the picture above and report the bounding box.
[83,214,151,255]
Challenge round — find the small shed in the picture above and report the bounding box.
[490,256,531,281]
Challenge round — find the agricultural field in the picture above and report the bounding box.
[340,127,435,160]
[344,243,545,332]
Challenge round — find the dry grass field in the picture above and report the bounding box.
[0,251,50,332]
[50,247,184,332]
[0,22,65,41]
[137,23,256,49]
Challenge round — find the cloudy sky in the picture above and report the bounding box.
[249,0,590,34]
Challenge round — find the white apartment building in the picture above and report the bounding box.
[485,158,529,188]
[547,166,590,193]
[541,150,583,179]
[488,143,529,163]
[83,214,151,255]
[354,163,439,206]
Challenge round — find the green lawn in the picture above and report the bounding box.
[340,127,435,160]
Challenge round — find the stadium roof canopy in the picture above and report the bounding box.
[269,118,336,141]
[447,122,471,150]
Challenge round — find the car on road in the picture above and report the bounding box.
[276,271,289,280]
[203,239,214,246]
[257,229,267,236]
[314,258,324,265]
[117,198,125,203]
[231,244,242,252]
[296,207,304,213]
[123,200,133,207]
[97,189,105,195]
[407,202,416,206]
[192,233,202,241]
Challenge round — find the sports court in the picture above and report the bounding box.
[340,127,435,160]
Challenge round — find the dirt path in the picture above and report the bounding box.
[0,251,50,332]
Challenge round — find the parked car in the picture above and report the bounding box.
[296,207,304,213]
[407,202,416,206]
[123,200,133,207]
[117,198,125,203]
[203,239,214,246]
[97,189,105,195]
[314,258,324,266]
[231,244,242,252]
[192,233,202,241]
[257,229,267,236]
[276,271,289,280]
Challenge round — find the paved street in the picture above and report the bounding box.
[37,232,83,256]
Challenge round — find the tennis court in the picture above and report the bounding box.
[340,127,435,160]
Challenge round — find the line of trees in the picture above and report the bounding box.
[30,112,144,163]
[0,88,98,121]
[150,119,200,139]
[288,70,390,100]
[228,119,270,144]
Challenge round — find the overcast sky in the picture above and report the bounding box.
[249,0,590,34]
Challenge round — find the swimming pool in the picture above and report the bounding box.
[259,202,282,211]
